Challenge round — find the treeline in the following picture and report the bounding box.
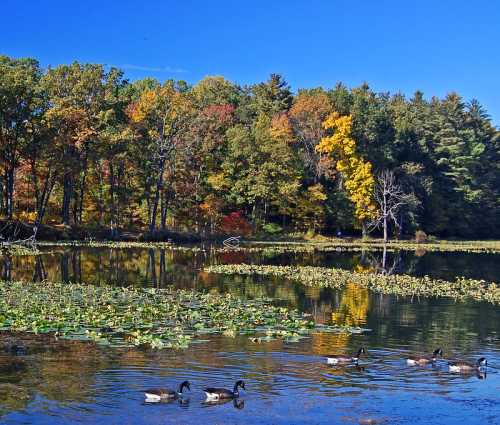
[0,55,499,239]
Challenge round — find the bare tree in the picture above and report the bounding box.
[370,170,408,243]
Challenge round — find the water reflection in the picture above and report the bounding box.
[0,246,499,424]
[202,398,245,409]
[1,245,499,289]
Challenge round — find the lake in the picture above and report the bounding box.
[0,245,499,424]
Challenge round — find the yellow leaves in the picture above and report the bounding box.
[207,172,229,190]
[128,82,193,140]
[307,184,327,202]
[128,90,155,122]
[316,113,356,157]
[317,112,376,222]
[44,105,96,148]
[270,113,294,143]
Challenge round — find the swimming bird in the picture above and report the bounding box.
[406,348,443,365]
[448,357,487,373]
[144,380,190,403]
[326,347,366,365]
[203,380,245,401]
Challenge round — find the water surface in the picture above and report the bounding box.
[0,245,499,424]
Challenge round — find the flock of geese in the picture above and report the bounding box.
[143,348,488,404]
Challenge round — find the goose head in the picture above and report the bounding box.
[433,348,443,357]
[477,357,487,367]
[179,381,191,393]
[234,380,245,393]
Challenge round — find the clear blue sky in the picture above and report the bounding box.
[2,0,499,124]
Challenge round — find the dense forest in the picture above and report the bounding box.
[0,55,499,239]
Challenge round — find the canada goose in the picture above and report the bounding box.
[406,348,443,365]
[144,380,190,403]
[326,347,366,365]
[203,380,245,401]
[449,357,487,373]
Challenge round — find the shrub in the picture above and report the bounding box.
[219,211,252,236]
[262,222,283,234]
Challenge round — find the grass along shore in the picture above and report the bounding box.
[4,238,500,255]
[246,238,500,254]
[205,264,500,305]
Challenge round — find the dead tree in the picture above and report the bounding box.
[370,170,408,243]
[0,221,37,248]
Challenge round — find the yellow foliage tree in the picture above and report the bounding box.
[128,82,192,231]
[316,112,376,229]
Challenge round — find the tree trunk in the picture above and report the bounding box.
[30,159,40,214]
[382,187,388,243]
[61,173,73,225]
[383,215,388,243]
[109,162,117,237]
[362,221,368,238]
[35,167,57,230]
[5,165,14,219]
[77,166,87,224]
[160,189,167,230]
[382,244,387,273]
[149,156,166,233]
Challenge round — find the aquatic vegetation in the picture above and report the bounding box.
[29,239,500,254]
[205,264,500,304]
[36,240,176,249]
[0,245,40,256]
[246,239,500,254]
[0,280,365,349]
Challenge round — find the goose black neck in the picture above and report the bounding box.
[433,348,442,357]
[179,381,190,394]
[233,380,244,395]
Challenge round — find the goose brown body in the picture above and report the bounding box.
[407,348,443,365]
[144,380,190,402]
[204,380,245,400]
[327,347,366,365]
[449,357,487,373]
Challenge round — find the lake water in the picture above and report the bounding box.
[0,245,499,424]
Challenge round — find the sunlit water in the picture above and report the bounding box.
[0,246,499,424]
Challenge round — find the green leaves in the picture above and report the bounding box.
[0,280,323,349]
[205,264,500,305]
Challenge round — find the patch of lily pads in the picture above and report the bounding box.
[0,280,366,350]
[205,264,500,305]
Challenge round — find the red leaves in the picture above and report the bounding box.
[219,211,252,236]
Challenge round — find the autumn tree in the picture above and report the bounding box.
[128,81,193,232]
[289,89,333,182]
[41,63,112,225]
[316,112,377,235]
[0,56,42,218]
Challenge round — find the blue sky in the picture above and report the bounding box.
[2,0,499,124]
